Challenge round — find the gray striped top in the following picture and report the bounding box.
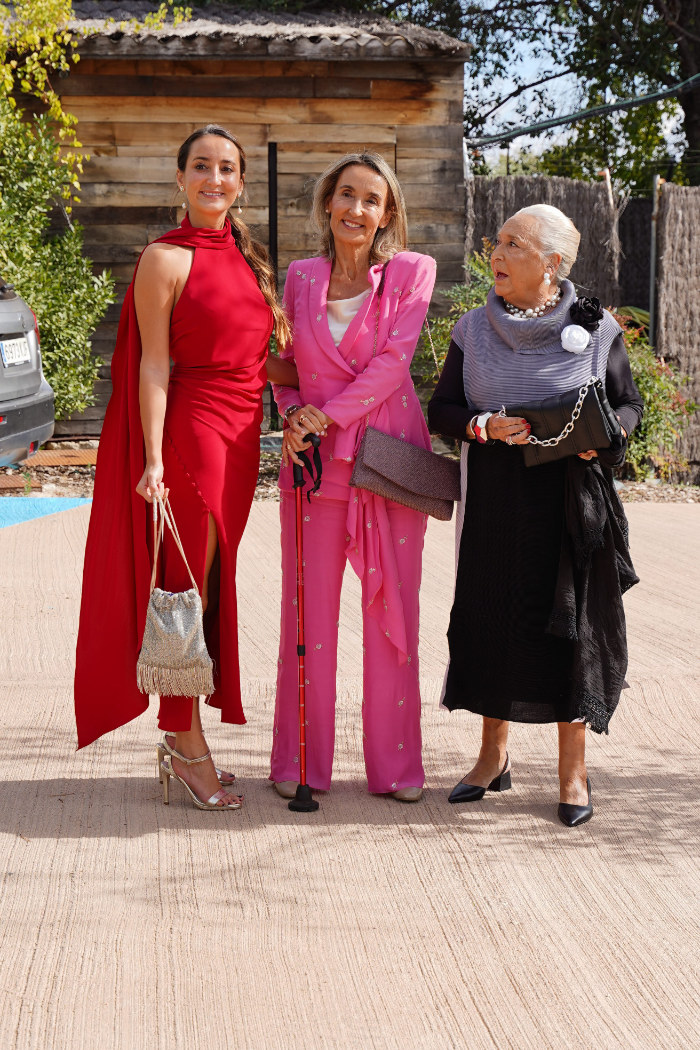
[451,279,623,412]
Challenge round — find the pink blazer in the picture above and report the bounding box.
[274,251,437,493]
[273,251,437,663]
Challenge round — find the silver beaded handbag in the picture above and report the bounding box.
[136,496,214,698]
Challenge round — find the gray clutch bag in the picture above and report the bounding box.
[136,496,215,698]
[350,426,461,521]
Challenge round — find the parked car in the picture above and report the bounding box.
[0,278,54,466]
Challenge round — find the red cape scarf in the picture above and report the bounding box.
[74,218,236,749]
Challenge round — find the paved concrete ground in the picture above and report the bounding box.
[1,502,698,1050]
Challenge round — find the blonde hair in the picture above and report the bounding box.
[513,204,581,281]
[310,152,408,264]
[177,125,291,350]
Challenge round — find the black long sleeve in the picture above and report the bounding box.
[604,333,643,437]
[597,333,644,469]
[427,339,471,441]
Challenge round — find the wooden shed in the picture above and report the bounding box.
[58,2,470,435]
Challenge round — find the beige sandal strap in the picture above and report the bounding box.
[166,746,212,766]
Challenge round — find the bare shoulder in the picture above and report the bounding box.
[137,241,192,283]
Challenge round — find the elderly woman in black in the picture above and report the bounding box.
[428,204,642,827]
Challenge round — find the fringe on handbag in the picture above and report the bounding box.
[136,495,215,697]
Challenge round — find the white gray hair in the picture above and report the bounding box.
[513,204,581,281]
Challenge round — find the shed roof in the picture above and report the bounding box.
[70,2,471,60]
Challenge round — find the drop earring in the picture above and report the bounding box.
[178,187,187,209]
[236,196,242,215]
[543,271,551,286]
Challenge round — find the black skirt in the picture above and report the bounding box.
[443,440,575,723]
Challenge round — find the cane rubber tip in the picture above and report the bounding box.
[288,784,320,812]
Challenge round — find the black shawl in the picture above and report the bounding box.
[548,455,639,733]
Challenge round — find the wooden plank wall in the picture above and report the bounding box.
[57,55,466,435]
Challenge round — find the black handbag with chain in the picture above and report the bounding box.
[505,376,621,468]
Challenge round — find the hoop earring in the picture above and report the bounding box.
[543,272,551,286]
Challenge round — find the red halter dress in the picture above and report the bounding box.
[74,216,272,748]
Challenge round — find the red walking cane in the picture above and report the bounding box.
[288,433,321,814]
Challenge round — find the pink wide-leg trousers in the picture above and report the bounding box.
[270,492,426,793]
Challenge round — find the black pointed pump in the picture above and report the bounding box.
[448,753,511,804]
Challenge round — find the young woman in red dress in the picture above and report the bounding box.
[74,125,296,810]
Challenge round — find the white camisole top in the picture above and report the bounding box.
[326,290,370,347]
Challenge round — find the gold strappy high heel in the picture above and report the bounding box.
[155,733,236,786]
[160,747,242,811]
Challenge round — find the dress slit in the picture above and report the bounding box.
[157,433,222,730]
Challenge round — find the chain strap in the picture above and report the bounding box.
[500,377,597,448]
[366,263,389,425]
[423,318,441,375]
[371,262,388,361]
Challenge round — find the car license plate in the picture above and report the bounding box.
[0,337,31,366]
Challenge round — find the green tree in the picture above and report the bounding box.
[0,95,114,417]
[389,2,698,188]
[0,0,113,418]
[0,1,189,418]
[535,94,683,196]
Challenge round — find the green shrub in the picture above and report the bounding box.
[0,3,198,421]
[415,242,493,382]
[0,96,114,418]
[416,246,696,479]
[615,314,696,480]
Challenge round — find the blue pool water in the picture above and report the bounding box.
[0,496,92,528]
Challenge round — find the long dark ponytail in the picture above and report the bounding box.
[177,125,291,350]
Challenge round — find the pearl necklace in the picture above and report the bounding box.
[503,287,561,319]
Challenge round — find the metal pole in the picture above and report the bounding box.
[267,141,280,432]
[267,141,278,277]
[649,174,663,350]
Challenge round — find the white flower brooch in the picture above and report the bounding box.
[561,324,590,354]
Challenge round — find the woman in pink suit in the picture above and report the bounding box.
[270,152,436,802]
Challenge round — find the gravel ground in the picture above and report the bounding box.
[614,480,699,502]
[4,449,698,503]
